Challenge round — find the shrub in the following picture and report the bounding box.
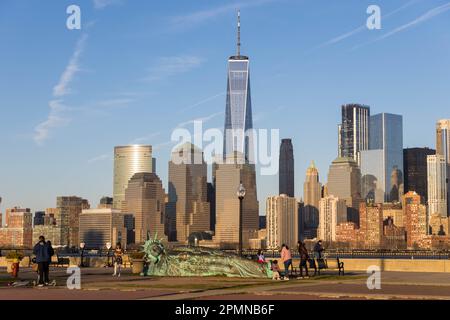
[6,251,24,261]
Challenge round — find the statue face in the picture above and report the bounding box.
[150,243,163,257]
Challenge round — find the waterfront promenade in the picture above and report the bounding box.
[1,267,450,300]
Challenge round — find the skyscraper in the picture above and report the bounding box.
[360,113,404,203]
[303,161,322,236]
[279,139,294,197]
[214,152,259,249]
[427,155,447,219]
[338,104,370,163]
[113,145,153,210]
[266,194,298,249]
[223,11,254,162]
[123,172,167,244]
[436,119,450,216]
[57,196,90,247]
[318,196,347,243]
[327,157,361,223]
[403,148,436,203]
[168,143,210,243]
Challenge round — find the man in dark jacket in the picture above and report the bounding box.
[33,236,50,286]
[313,240,324,259]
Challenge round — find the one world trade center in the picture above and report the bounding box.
[223,11,254,163]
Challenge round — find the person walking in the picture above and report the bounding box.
[112,242,124,277]
[46,241,55,285]
[297,241,310,279]
[33,236,50,287]
[313,240,324,259]
[280,244,292,280]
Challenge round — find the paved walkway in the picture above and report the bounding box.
[1,267,450,300]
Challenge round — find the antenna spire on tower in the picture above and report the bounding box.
[237,10,241,56]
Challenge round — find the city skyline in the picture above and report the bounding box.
[1,0,450,214]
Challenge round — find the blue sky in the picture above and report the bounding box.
[1,0,450,216]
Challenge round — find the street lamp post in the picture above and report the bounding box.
[79,242,86,267]
[237,182,246,257]
[106,242,112,267]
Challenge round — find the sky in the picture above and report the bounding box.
[1,0,450,216]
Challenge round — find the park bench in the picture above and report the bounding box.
[51,254,70,267]
[309,257,344,276]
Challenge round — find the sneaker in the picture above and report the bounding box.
[37,284,44,287]
[118,274,121,278]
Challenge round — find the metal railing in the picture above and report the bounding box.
[2,248,450,260]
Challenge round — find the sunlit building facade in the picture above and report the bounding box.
[214,152,259,249]
[123,172,167,244]
[436,119,450,216]
[266,194,298,249]
[168,143,210,243]
[113,145,153,210]
[318,196,347,243]
[427,154,447,219]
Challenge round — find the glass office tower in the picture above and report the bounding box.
[223,11,254,163]
[279,139,295,197]
[361,113,404,203]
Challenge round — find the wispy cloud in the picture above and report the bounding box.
[170,0,276,29]
[373,2,450,42]
[143,55,203,82]
[52,35,87,97]
[176,111,224,128]
[95,98,135,108]
[352,2,450,50]
[179,91,226,113]
[314,0,419,50]
[87,153,111,164]
[153,140,176,151]
[34,34,87,145]
[129,132,161,145]
[34,101,71,145]
[93,0,123,9]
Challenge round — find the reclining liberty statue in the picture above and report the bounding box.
[141,234,272,278]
